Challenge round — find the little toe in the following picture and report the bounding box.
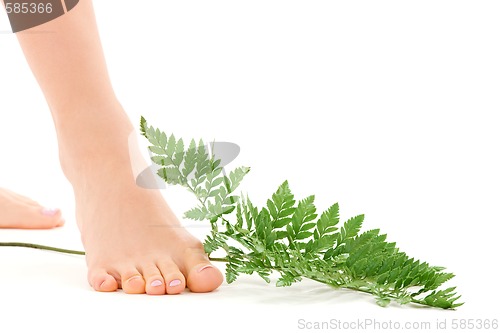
[183,247,223,293]
[121,269,146,294]
[88,269,118,292]
[158,259,186,295]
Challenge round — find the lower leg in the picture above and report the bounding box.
[13,0,222,294]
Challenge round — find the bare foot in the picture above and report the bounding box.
[0,188,64,229]
[59,103,224,295]
[77,173,223,294]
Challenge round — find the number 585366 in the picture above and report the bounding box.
[5,2,53,14]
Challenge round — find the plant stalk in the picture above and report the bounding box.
[0,242,85,255]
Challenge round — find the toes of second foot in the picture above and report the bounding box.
[38,207,65,228]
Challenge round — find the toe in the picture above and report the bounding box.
[88,269,118,292]
[158,259,186,295]
[141,264,166,295]
[120,269,146,294]
[11,206,64,229]
[0,189,64,229]
[121,269,146,294]
[183,247,224,293]
[39,207,65,228]
[21,206,64,229]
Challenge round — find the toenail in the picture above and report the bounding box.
[41,207,59,216]
[197,265,213,273]
[127,275,142,283]
[151,279,163,287]
[169,279,181,287]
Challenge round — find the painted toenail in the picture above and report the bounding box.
[197,264,213,273]
[41,207,59,216]
[169,279,181,287]
[151,279,163,287]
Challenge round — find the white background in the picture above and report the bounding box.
[1,1,499,332]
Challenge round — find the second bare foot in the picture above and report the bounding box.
[0,188,64,229]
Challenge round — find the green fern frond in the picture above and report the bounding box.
[140,117,462,309]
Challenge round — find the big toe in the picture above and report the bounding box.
[36,207,65,228]
[0,189,64,229]
[183,247,224,293]
[19,206,65,229]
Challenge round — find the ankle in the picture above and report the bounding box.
[60,147,135,189]
[52,101,136,185]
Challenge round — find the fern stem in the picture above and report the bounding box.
[0,242,85,255]
[207,256,229,262]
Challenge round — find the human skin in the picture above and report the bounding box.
[0,0,223,294]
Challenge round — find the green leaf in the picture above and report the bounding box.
[149,146,166,155]
[255,208,271,241]
[173,138,184,165]
[225,167,251,193]
[273,217,292,229]
[157,167,181,185]
[225,263,239,284]
[301,222,316,231]
[223,205,235,215]
[138,119,462,310]
[139,116,148,136]
[290,195,317,238]
[267,199,278,219]
[223,195,239,205]
[151,155,172,166]
[316,203,339,239]
[338,214,364,244]
[276,231,288,240]
[184,207,209,221]
[212,177,224,187]
[295,231,314,240]
[258,271,271,283]
[376,297,391,307]
[203,232,227,253]
[166,134,176,156]
[182,139,197,178]
[269,181,296,224]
